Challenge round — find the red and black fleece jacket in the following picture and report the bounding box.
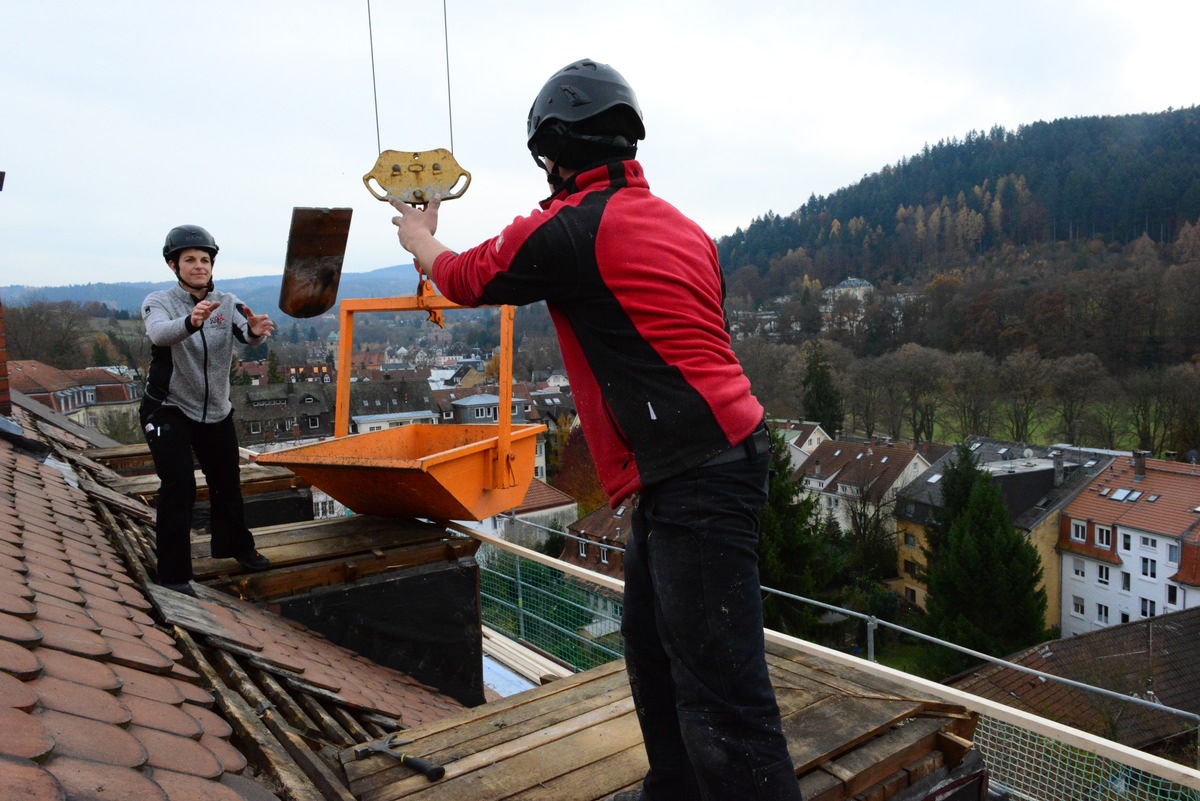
[431,159,764,505]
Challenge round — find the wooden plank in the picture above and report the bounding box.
[797,767,845,801]
[171,626,329,801]
[78,476,155,522]
[782,695,928,775]
[346,670,633,793]
[210,649,358,801]
[348,656,626,748]
[821,715,947,797]
[198,540,475,598]
[363,698,641,801]
[510,744,647,801]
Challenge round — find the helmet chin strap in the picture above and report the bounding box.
[173,268,213,295]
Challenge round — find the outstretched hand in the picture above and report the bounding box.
[243,305,275,338]
[390,196,448,276]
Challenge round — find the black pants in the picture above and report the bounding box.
[621,443,802,801]
[142,406,256,584]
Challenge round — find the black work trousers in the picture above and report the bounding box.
[142,406,256,584]
[621,440,803,801]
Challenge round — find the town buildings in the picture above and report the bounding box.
[1057,452,1200,637]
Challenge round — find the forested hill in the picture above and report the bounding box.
[716,106,1200,290]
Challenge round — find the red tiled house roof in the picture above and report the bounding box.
[0,412,466,799]
[795,439,926,503]
[1058,455,1200,584]
[953,606,1200,750]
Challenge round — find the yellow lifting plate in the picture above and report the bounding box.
[362,148,471,203]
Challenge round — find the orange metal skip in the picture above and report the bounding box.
[257,295,546,521]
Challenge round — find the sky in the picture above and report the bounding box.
[2,1,1199,291]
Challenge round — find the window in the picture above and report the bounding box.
[1070,522,1086,542]
[577,541,587,558]
[1141,598,1157,618]
[1097,565,1109,585]
[1072,559,1085,578]
[475,408,487,419]
[904,587,917,604]
[1122,533,1132,551]
[1167,543,1180,565]
[1121,612,1130,624]
[1121,572,1131,591]
[1096,604,1109,625]
[250,422,262,434]
[1141,535,1157,550]
[1072,596,1084,616]
[1096,526,1112,549]
[904,533,917,548]
[599,544,609,565]
[308,416,319,429]
[1141,558,1157,579]
[1167,585,1179,606]
[903,560,918,577]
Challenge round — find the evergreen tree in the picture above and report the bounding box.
[801,341,844,435]
[923,442,979,576]
[923,472,1047,676]
[266,350,284,384]
[758,426,837,636]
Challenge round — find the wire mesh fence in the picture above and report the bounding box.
[477,541,624,673]
[975,717,1199,801]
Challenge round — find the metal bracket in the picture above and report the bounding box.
[362,148,470,204]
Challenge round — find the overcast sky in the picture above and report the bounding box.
[2,1,1198,292]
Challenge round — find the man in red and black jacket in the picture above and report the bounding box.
[392,60,802,801]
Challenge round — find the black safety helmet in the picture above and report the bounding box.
[162,224,219,265]
[527,59,645,170]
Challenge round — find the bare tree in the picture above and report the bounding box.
[1046,353,1106,443]
[895,343,947,443]
[1123,367,1182,456]
[943,351,998,441]
[6,300,92,368]
[998,348,1047,443]
[846,356,885,438]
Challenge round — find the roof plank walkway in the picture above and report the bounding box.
[342,642,976,801]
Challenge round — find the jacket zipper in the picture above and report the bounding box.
[200,324,210,423]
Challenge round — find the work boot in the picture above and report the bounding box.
[605,791,644,801]
[160,581,197,597]
[233,550,271,571]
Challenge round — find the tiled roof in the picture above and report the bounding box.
[952,607,1200,749]
[7,361,77,394]
[1060,455,1200,546]
[512,479,577,515]
[0,397,470,799]
[795,439,926,502]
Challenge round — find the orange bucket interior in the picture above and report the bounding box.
[256,423,544,521]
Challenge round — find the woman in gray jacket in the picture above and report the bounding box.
[141,224,275,594]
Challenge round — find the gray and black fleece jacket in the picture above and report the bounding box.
[142,284,266,424]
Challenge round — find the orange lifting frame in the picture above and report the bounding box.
[257,291,545,521]
[335,294,527,488]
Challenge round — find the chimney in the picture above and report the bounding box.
[1133,451,1147,481]
[0,292,11,418]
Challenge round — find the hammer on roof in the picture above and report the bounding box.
[352,733,445,782]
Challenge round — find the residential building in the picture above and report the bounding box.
[794,438,930,537]
[770,419,830,470]
[561,502,634,642]
[231,382,335,446]
[1058,452,1200,638]
[7,359,139,431]
[895,437,1111,627]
